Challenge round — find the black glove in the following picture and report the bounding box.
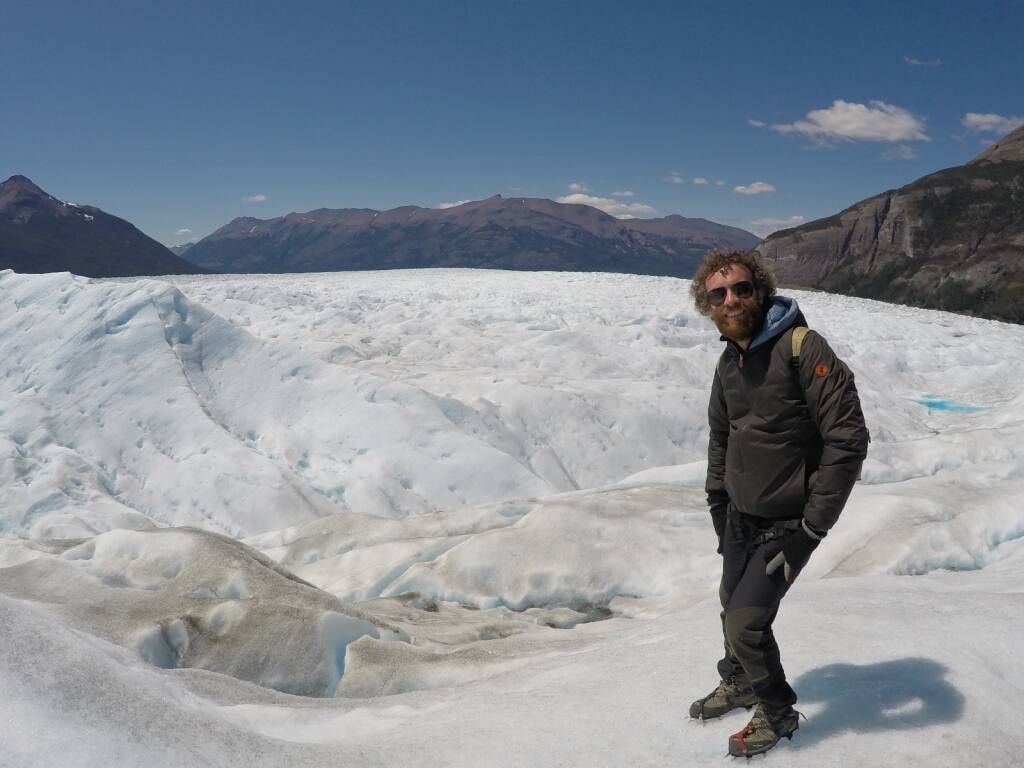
[711,506,728,555]
[765,521,823,584]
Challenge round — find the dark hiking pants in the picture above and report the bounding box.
[717,508,800,712]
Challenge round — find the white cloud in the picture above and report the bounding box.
[748,119,766,128]
[882,144,918,161]
[175,228,193,236]
[715,180,726,187]
[749,215,805,237]
[242,194,267,203]
[666,173,684,185]
[611,190,636,197]
[692,177,709,185]
[568,182,590,193]
[903,55,941,67]
[734,181,776,196]
[556,193,656,219]
[961,112,1024,135]
[437,200,471,209]
[766,100,929,143]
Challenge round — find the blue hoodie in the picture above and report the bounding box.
[747,295,800,353]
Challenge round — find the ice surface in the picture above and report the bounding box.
[2,268,1023,766]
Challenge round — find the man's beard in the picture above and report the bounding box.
[711,300,763,343]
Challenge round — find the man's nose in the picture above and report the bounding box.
[722,287,739,306]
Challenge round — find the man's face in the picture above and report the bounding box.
[705,264,762,344]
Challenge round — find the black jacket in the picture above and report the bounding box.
[705,297,870,537]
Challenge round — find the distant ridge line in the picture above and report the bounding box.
[184,194,760,277]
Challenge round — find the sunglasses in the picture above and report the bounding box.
[707,280,755,307]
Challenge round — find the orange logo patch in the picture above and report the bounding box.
[814,364,830,378]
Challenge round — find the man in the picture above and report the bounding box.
[687,249,869,757]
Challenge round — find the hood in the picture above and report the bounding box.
[747,296,801,352]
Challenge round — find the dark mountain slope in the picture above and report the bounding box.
[0,176,202,278]
[756,126,1024,323]
[185,195,759,277]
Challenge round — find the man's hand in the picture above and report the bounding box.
[712,506,728,555]
[765,521,822,584]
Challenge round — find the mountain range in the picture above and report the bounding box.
[0,175,200,278]
[9,128,1024,326]
[182,195,760,277]
[757,125,1024,324]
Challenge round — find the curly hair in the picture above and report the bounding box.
[689,249,777,316]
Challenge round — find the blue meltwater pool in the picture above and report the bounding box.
[913,397,990,413]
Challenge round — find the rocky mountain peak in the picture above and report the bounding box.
[968,125,1024,165]
[758,128,1024,323]
[2,174,42,190]
[0,174,50,209]
[0,176,202,277]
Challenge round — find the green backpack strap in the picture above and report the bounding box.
[791,326,809,361]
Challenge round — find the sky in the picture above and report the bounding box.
[2,0,1022,245]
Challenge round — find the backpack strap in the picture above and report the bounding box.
[791,326,809,362]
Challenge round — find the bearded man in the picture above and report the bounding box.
[687,249,870,757]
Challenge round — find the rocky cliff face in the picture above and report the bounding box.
[184,195,759,278]
[0,175,202,278]
[757,126,1024,323]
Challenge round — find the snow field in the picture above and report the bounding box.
[2,267,1024,766]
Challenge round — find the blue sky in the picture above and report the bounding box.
[3,0,1022,244]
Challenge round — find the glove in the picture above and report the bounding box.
[712,506,728,555]
[765,520,823,584]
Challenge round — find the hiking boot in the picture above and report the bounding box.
[727,703,800,757]
[688,676,757,720]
